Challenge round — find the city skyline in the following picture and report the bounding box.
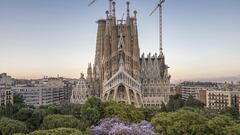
[1,0,240,82]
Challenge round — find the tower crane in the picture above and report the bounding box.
[150,0,165,55]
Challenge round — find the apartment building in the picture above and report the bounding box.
[179,81,219,104]
[206,90,240,111]
[12,86,64,107]
[40,77,73,102]
[0,88,13,106]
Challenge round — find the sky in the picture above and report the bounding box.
[0,0,240,82]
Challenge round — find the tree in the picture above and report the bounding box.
[13,93,24,104]
[41,114,80,130]
[184,95,204,108]
[13,108,34,121]
[140,107,161,121]
[151,108,208,135]
[207,115,235,135]
[80,97,103,126]
[45,105,62,115]
[196,108,218,119]
[59,102,81,115]
[160,102,167,112]
[82,96,103,115]
[224,124,240,135]
[166,94,184,112]
[0,117,27,135]
[103,101,144,123]
[91,118,156,135]
[220,107,239,120]
[0,104,26,118]
[26,109,48,131]
[151,112,172,135]
[15,128,84,135]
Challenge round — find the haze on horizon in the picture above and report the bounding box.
[0,0,240,82]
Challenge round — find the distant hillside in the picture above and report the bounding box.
[201,75,240,83]
[172,75,240,84]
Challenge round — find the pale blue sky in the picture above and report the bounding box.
[0,0,240,81]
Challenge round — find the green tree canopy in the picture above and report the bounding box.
[13,108,34,121]
[0,117,27,135]
[13,93,25,104]
[166,94,184,112]
[103,101,144,123]
[14,128,84,135]
[207,115,235,135]
[41,114,80,130]
[0,104,28,118]
[58,102,81,116]
[184,95,204,108]
[224,124,240,135]
[80,97,103,126]
[160,102,167,112]
[151,108,208,135]
[45,105,62,115]
[140,107,161,121]
[26,109,48,131]
[220,107,239,120]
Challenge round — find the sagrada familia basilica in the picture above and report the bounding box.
[71,0,171,108]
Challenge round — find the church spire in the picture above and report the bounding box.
[109,0,112,16]
[105,10,111,36]
[112,1,116,25]
[126,1,130,24]
[112,1,116,18]
[134,10,137,20]
[106,10,109,19]
[133,10,138,35]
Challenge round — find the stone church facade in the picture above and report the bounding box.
[70,73,90,104]
[72,1,171,107]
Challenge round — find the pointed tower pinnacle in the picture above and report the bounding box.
[112,1,116,18]
[112,1,116,25]
[134,10,137,20]
[109,0,113,16]
[106,10,109,19]
[133,10,138,34]
[87,63,92,80]
[126,1,130,24]
[105,10,111,36]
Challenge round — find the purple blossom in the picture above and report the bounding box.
[91,118,156,135]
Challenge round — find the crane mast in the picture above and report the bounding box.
[150,0,165,55]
